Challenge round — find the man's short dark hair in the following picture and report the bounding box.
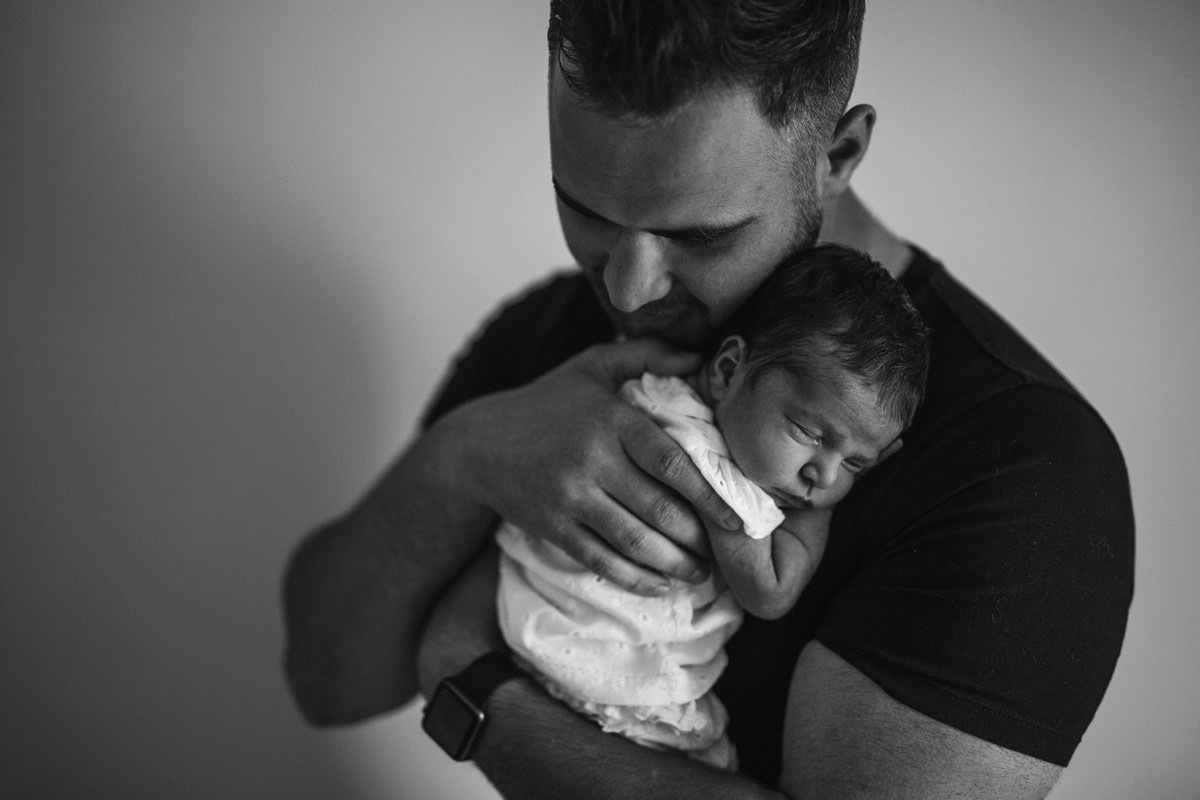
[547,0,865,137]
[720,245,931,429]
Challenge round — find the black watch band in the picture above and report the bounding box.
[421,651,525,761]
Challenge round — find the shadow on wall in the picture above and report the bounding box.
[0,31,397,800]
[2,3,553,797]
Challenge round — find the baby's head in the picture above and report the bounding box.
[704,245,930,509]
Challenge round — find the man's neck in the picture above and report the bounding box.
[818,188,913,278]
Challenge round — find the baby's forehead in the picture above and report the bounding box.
[775,365,903,437]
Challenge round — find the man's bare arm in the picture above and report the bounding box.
[283,340,739,723]
[780,641,1062,799]
[417,547,786,800]
[282,411,496,724]
[420,549,1063,800]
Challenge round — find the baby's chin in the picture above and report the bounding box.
[808,491,851,510]
[770,489,848,511]
[767,490,816,510]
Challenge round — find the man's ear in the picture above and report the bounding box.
[817,104,875,201]
[878,437,904,464]
[706,336,747,403]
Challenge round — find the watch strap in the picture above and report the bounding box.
[446,651,525,707]
[421,651,526,761]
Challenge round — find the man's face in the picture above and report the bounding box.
[549,67,822,349]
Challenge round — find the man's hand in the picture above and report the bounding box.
[449,339,741,596]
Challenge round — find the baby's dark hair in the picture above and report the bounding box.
[718,245,930,428]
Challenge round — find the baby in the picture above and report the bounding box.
[496,245,930,769]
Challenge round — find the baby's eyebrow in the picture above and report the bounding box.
[551,177,758,241]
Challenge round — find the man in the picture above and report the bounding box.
[283,2,1133,797]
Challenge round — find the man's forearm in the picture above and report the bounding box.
[476,678,786,800]
[417,541,785,800]
[282,409,498,725]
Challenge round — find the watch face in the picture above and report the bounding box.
[422,682,485,761]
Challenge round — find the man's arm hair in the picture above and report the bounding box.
[421,547,1061,800]
[780,642,1062,799]
[479,678,785,800]
[418,547,787,800]
[282,409,496,724]
[479,649,1060,800]
[282,340,737,723]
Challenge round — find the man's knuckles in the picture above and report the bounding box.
[651,445,696,487]
[645,493,691,539]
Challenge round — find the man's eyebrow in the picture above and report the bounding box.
[552,178,610,223]
[551,177,758,240]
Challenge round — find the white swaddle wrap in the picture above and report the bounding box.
[496,373,784,769]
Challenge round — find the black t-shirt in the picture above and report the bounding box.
[421,247,1134,783]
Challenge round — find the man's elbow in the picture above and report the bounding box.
[283,649,416,728]
[283,652,352,727]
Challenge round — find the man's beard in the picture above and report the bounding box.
[786,183,824,256]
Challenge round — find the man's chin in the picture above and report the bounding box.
[616,315,710,351]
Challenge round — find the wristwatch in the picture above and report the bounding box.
[421,651,526,761]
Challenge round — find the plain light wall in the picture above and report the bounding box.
[2,2,1197,798]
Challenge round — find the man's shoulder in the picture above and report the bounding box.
[494,269,596,316]
[482,270,608,352]
[421,270,611,427]
[883,244,1132,556]
[902,246,1100,429]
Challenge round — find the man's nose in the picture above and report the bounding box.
[603,230,671,312]
[801,458,839,491]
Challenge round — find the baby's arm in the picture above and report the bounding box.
[614,372,832,617]
[708,506,832,620]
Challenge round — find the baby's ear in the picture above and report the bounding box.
[706,336,747,402]
[878,437,904,463]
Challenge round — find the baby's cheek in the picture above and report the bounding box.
[731,443,778,489]
[735,452,774,487]
[752,446,800,489]
[824,478,856,505]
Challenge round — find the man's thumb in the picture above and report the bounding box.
[592,338,703,384]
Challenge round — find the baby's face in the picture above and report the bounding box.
[709,350,904,510]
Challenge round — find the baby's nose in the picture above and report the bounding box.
[801,460,838,490]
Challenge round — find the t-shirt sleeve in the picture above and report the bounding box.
[816,385,1134,766]
[419,272,611,429]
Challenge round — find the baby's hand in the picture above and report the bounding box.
[708,506,832,620]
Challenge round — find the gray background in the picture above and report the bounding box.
[3,1,1197,797]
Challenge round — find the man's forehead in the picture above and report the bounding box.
[550,67,782,174]
[549,69,789,225]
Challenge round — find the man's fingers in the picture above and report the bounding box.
[583,492,709,583]
[603,463,713,561]
[590,338,703,385]
[620,417,742,534]
[551,518,678,597]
